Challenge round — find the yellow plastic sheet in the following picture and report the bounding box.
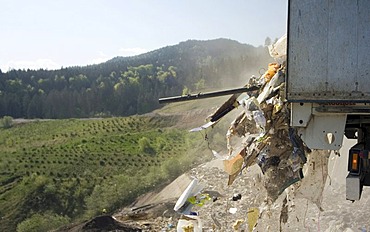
[247,207,259,232]
[187,193,211,207]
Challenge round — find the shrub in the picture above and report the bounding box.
[162,158,182,178]
[138,137,155,155]
[16,213,70,232]
[0,116,13,129]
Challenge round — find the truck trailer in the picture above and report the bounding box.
[287,0,370,201]
[159,0,370,201]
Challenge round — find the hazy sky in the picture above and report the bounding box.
[0,0,287,71]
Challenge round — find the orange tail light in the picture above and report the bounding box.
[352,153,359,171]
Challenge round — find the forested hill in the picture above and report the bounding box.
[0,39,272,119]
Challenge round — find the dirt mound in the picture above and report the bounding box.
[58,215,141,232]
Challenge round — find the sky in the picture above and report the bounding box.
[0,0,288,71]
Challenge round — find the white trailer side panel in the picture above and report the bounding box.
[287,0,370,102]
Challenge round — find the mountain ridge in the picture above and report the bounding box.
[0,38,271,119]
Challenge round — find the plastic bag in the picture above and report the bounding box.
[241,96,260,120]
[268,34,287,63]
[187,194,211,207]
[253,110,266,130]
[263,63,281,83]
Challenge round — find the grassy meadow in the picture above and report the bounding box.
[0,114,213,231]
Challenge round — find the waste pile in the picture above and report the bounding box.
[223,62,307,202]
[115,35,332,231]
[172,34,327,231]
[185,35,305,196]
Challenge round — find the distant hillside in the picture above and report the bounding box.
[0,39,272,119]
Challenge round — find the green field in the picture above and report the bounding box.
[0,114,213,231]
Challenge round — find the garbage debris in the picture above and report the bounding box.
[279,196,288,231]
[232,193,242,201]
[247,208,259,232]
[174,178,204,215]
[117,32,370,231]
[208,93,242,122]
[166,34,316,232]
[263,63,281,83]
[229,207,238,214]
[194,57,307,202]
[176,215,202,232]
[189,92,244,133]
[187,193,211,207]
[232,219,245,231]
[202,190,222,199]
[292,149,330,209]
[167,222,175,229]
[223,150,245,176]
[173,177,213,232]
[172,35,314,230]
[268,34,287,63]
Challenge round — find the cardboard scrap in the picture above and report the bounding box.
[247,207,259,232]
